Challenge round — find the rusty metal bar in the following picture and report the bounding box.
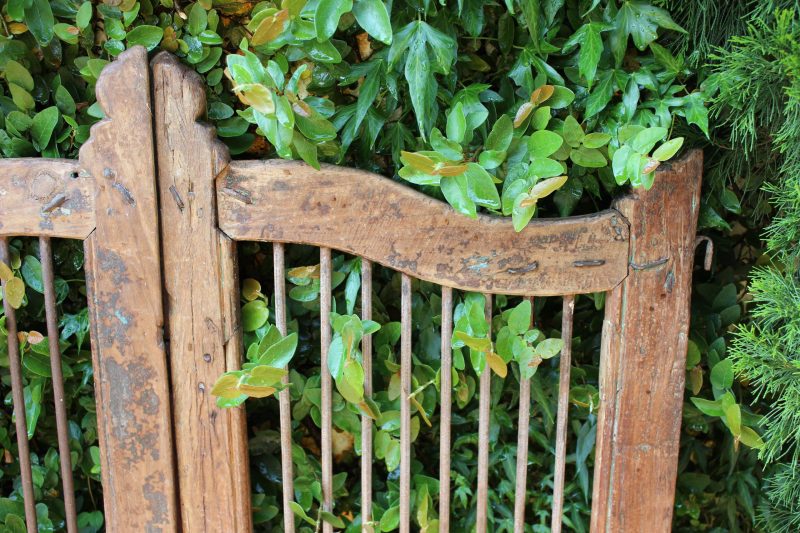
[438,286,453,533]
[513,296,534,532]
[476,294,493,533]
[0,238,38,533]
[551,295,575,533]
[361,259,373,526]
[320,247,333,533]
[40,237,78,533]
[273,242,295,533]
[400,273,412,533]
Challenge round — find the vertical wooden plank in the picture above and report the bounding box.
[475,294,492,533]
[590,150,703,532]
[150,52,251,532]
[78,46,178,532]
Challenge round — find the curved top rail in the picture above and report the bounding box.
[0,159,94,239]
[218,159,630,296]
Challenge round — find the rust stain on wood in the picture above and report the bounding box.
[217,159,630,296]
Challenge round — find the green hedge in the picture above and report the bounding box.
[0,0,783,531]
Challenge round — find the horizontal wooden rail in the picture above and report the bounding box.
[0,159,94,238]
[217,160,631,296]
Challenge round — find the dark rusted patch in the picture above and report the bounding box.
[112,182,136,206]
[143,472,169,530]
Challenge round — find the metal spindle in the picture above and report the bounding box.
[39,237,78,533]
[399,274,412,533]
[551,295,575,533]
[320,247,333,533]
[475,294,493,533]
[360,259,373,526]
[438,286,453,533]
[513,296,535,532]
[1,238,38,533]
[273,243,295,533]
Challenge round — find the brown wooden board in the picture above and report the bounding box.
[590,149,703,532]
[217,159,630,296]
[0,159,94,238]
[78,46,178,532]
[151,52,252,532]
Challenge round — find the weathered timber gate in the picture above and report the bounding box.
[0,46,703,532]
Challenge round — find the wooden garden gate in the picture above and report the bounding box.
[0,47,703,532]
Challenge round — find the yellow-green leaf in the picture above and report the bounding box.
[4,277,25,309]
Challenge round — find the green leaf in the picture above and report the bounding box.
[570,147,606,168]
[528,130,563,158]
[652,137,684,161]
[465,163,500,209]
[76,1,92,29]
[315,0,353,41]
[126,25,164,50]
[30,107,59,151]
[21,255,43,293]
[446,103,467,144]
[337,359,365,403]
[430,128,463,161]
[405,35,433,140]
[441,174,476,218]
[738,426,765,449]
[258,332,298,368]
[562,115,584,147]
[529,157,564,178]
[485,115,513,152]
[535,338,563,359]
[353,0,392,45]
[585,70,614,118]
[691,397,724,417]
[710,359,734,390]
[5,60,34,92]
[630,127,667,154]
[512,194,536,232]
[380,506,400,531]
[320,511,346,529]
[24,0,55,46]
[582,132,611,149]
[508,300,531,335]
[241,300,269,332]
[289,501,317,526]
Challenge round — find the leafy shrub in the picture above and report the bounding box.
[0,0,775,531]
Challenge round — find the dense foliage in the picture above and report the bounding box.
[1,0,795,531]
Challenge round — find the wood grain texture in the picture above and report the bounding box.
[0,159,94,238]
[78,46,178,532]
[218,159,630,296]
[151,52,252,533]
[590,149,703,533]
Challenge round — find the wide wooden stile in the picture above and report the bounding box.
[150,52,252,532]
[0,46,705,533]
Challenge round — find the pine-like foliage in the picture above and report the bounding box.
[707,8,800,531]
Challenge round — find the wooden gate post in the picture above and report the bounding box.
[150,53,252,531]
[79,46,178,531]
[590,150,703,532]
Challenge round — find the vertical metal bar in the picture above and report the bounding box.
[438,286,453,533]
[551,295,575,533]
[475,294,492,533]
[400,274,412,533]
[513,296,534,533]
[0,238,38,533]
[39,237,78,533]
[273,243,295,533]
[320,247,333,533]
[360,259,373,526]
